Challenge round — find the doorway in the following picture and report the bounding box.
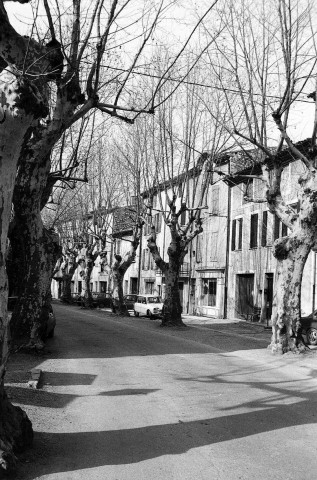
[236,274,254,318]
[130,277,138,294]
[179,282,184,309]
[265,273,274,320]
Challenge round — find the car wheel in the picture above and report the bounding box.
[147,309,153,319]
[306,328,317,345]
[134,310,139,317]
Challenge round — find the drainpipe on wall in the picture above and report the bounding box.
[137,227,143,295]
[223,162,231,319]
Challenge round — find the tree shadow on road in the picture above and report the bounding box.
[17,391,317,480]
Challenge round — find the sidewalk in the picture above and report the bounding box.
[182,313,266,326]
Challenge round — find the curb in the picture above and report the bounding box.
[28,368,42,389]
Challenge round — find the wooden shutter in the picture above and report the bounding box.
[238,218,243,250]
[274,215,280,240]
[231,219,236,251]
[261,211,267,247]
[250,213,258,248]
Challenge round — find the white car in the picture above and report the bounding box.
[134,295,164,318]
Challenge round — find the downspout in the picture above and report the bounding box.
[137,227,143,294]
[223,162,231,319]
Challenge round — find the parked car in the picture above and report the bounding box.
[92,292,113,308]
[7,296,56,339]
[134,294,163,318]
[123,294,138,310]
[71,292,81,305]
[300,310,317,345]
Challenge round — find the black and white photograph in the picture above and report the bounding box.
[1,0,317,478]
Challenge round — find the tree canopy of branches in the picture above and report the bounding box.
[201,0,317,352]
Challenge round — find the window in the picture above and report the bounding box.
[142,249,146,270]
[124,280,128,294]
[202,279,217,307]
[145,281,154,294]
[237,218,243,250]
[211,185,220,214]
[231,219,236,251]
[231,218,243,251]
[100,281,107,293]
[180,210,187,226]
[116,239,121,254]
[274,215,280,241]
[153,213,162,233]
[274,214,288,240]
[242,180,253,204]
[250,213,258,248]
[261,211,268,247]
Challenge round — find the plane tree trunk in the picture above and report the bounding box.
[266,164,317,353]
[0,2,51,471]
[147,236,186,327]
[9,155,62,349]
[112,225,142,315]
[270,236,311,354]
[60,257,78,303]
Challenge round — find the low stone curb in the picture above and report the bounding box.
[28,368,42,389]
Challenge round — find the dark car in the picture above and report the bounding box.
[71,292,81,305]
[300,310,317,345]
[123,294,138,310]
[92,292,113,308]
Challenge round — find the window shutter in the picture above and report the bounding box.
[281,222,288,237]
[250,213,258,248]
[157,213,162,233]
[261,211,267,247]
[274,215,280,240]
[211,185,220,214]
[231,219,236,251]
[238,218,243,250]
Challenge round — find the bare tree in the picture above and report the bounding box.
[204,0,317,352]
[128,65,235,326]
[0,0,220,467]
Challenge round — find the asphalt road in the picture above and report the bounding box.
[8,303,317,480]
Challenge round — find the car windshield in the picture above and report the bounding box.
[148,297,162,303]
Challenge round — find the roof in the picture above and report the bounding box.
[224,138,312,186]
[112,206,137,237]
[142,151,230,198]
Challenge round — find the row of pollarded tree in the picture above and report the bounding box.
[1,0,317,473]
[0,0,222,472]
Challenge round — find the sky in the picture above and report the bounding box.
[5,0,316,144]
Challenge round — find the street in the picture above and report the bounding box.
[7,303,317,480]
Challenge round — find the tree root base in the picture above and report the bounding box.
[0,388,33,475]
[268,339,310,355]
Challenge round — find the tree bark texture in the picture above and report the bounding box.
[112,231,141,316]
[265,165,317,353]
[112,256,129,316]
[59,259,77,303]
[0,68,48,469]
[270,235,312,353]
[0,380,33,474]
[147,236,186,327]
[10,218,61,349]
